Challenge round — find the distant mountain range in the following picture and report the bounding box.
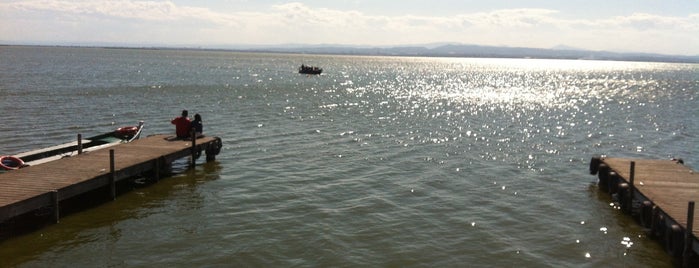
[3,41,698,63]
[240,43,699,63]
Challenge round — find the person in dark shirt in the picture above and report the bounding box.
[171,110,191,139]
[191,113,203,138]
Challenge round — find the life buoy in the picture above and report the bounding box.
[116,126,139,138]
[0,155,25,170]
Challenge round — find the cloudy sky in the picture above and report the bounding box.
[1,0,698,55]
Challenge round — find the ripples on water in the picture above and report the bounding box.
[0,47,696,267]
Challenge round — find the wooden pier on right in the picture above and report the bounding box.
[590,156,699,266]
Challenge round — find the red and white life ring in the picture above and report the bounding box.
[0,155,25,170]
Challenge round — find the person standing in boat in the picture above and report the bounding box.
[191,113,203,138]
[171,109,191,139]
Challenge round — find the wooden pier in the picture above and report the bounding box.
[0,134,222,227]
[590,156,699,266]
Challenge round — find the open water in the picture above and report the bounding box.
[0,46,697,267]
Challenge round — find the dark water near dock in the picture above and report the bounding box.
[0,46,697,267]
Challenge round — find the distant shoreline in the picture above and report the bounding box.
[3,44,698,64]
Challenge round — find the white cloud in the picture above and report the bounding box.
[465,8,561,28]
[5,0,207,21]
[611,12,699,31]
[1,0,697,54]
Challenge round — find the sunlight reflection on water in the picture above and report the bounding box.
[341,58,679,114]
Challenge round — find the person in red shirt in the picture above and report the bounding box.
[171,110,191,139]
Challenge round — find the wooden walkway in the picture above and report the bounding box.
[0,134,222,223]
[591,156,699,263]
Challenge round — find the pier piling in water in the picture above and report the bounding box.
[686,201,695,267]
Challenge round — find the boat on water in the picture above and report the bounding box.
[0,121,145,170]
[299,64,322,75]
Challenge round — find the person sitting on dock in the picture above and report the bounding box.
[191,113,204,138]
[171,110,191,139]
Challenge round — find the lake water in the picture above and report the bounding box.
[0,46,697,267]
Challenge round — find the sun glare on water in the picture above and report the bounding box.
[339,57,675,116]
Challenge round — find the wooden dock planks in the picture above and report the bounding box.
[601,157,699,240]
[0,134,221,223]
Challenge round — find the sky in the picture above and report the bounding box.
[1,0,698,55]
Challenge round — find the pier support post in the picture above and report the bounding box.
[609,171,620,194]
[51,190,59,223]
[77,134,83,154]
[190,130,197,168]
[590,155,601,175]
[597,163,610,192]
[628,161,635,212]
[154,158,161,181]
[109,149,116,200]
[684,201,695,268]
